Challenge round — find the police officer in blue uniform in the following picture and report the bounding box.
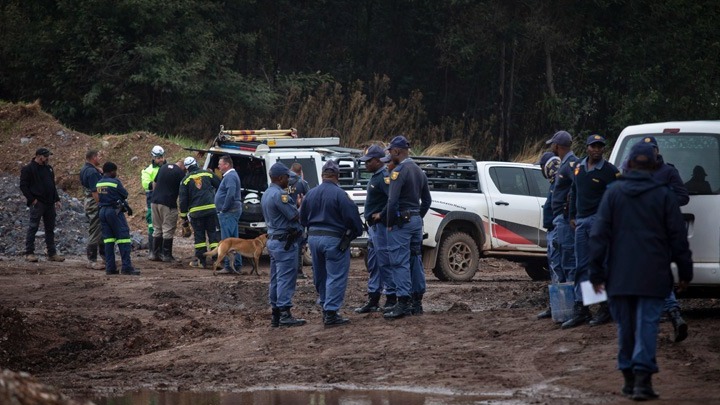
[536,151,561,320]
[262,162,306,327]
[97,162,140,275]
[288,169,310,279]
[300,160,364,327]
[354,145,397,313]
[382,135,432,319]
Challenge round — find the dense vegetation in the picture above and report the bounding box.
[1,0,719,158]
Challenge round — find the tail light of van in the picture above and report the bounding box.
[663,128,680,133]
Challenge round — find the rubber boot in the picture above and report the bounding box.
[104,242,118,275]
[411,292,424,315]
[537,307,552,319]
[324,310,350,327]
[161,238,178,262]
[270,307,280,328]
[147,236,156,261]
[621,369,634,397]
[561,302,592,329]
[149,236,163,262]
[354,292,381,313]
[668,308,688,343]
[632,371,659,401]
[119,244,141,275]
[86,243,98,262]
[279,307,306,327]
[384,296,412,319]
[382,294,397,313]
[589,302,612,326]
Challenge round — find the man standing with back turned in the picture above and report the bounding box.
[589,142,692,401]
[215,155,243,274]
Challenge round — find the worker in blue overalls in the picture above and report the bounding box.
[97,162,140,275]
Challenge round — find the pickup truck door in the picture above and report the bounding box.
[484,165,544,250]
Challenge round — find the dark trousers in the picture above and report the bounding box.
[100,207,133,271]
[25,201,57,256]
[190,214,220,265]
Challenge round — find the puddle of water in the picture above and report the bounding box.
[93,388,493,405]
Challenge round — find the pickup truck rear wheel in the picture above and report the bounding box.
[434,232,479,282]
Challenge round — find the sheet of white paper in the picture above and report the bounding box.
[581,280,607,306]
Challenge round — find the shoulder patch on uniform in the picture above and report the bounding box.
[281,194,289,203]
[574,166,580,176]
[391,172,399,180]
[616,172,621,178]
[384,177,390,184]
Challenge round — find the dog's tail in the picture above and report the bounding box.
[204,247,219,257]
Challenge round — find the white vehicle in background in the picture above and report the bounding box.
[609,121,720,293]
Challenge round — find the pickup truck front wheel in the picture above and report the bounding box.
[433,232,479,282]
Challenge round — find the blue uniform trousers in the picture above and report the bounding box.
[552,214,576,286]
[367,224,396,295]
[546,227,564,284]
[387,215,426,297]
[218,211,242,270]
[267,238,299,308]
[573,215,596,302]
[309,235,351,311]
[609,296,664,373]
[100,207,133,272]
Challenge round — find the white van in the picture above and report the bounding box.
[609,121,720,289]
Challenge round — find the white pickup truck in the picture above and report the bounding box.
[194,129,550,282]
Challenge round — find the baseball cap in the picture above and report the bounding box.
[385,135,411,150]
[628,143,657,165]
[269,162,291,177]
[183,156,197,167]
[640,136,658,148]
[693,165,708,178]
[360,144,386,161]
[586,134,606,145]
[35,148,52,157]
[535,151,555,166]
[545,131,573,147]
[322,160,340,175]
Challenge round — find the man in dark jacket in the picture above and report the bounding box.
[536,151,561,320]
[150,159,186,262]
[20,148,65,263]
[589,142,693,401]
[179,157,221,268]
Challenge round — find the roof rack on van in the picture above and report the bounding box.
[214,125,341,149]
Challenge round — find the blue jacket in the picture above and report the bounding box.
[589,170,693,298]
[652,155,689,206]
[215,168,243,213]
[385,158,432,226]
[364,166,389,224]
[261,183,302,236]
[79,162,102,197]
[96,176,129,208]
[551,151,579,217]
[300,180,364,238]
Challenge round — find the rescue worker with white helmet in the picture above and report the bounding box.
[141,145,165,260]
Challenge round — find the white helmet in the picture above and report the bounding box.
[151,145,165,157]
[183,156,197,167]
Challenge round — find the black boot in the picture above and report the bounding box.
[161,238,178,262]
[668,308,688,343]
[86,243,98,262]
[383,294,397,312]
[621,369,634,397]
[632,371,659,401]
[149,236,163,261]
[561,302,592,329]
[355,292,381,313]
[324,310,350,327]
[384,296,412,319]
[537,307,552,319]
[271,307,280,328]
[411,292,424,315]
[589,302,612,326]
[279,307,306,327]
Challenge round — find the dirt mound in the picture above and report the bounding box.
[0,101,199,242]
[0,369,94,405]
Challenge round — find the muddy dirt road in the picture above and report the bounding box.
[1,242,719,404]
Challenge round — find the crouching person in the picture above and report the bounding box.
[97,162,140,275]
[589,142,692,401]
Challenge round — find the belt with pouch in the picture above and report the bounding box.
[308,230,344,238]
[269,233,288,240]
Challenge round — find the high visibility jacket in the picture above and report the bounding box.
[179,166,220,219]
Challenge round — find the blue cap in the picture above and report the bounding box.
[288,171,299,185]
[385,135,411,150]
[640,136,658,147]
[269,162,291,177]
[380,155,392,163]
[535,151,555,166]
[322,160,340,175]
[628,143,657,165]
[545,131,573,147]
[586,134,606,145]
[360,144,386,161]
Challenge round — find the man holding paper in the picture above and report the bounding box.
[588,142,693,401]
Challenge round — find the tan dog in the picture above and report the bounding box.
[204,234,267,275]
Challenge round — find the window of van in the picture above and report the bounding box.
[614,134,720,195]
